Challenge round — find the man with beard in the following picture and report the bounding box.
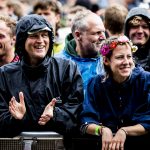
[55,10,106,91]
[124,7,150,71]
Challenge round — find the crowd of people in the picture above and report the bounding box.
[0,0,150,150]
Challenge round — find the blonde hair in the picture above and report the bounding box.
[0,15,16,36]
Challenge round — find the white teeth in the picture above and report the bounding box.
[35,45,44,49]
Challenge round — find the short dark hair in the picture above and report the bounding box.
[33,0,61,15]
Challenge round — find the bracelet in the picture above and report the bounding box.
[120,128,128,135]
[95,126,100,136]
[100,126,105,135]
[81,124,89,135]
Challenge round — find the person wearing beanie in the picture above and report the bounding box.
[124,7,150,71]
[0,14,83,146]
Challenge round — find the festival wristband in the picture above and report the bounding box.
[95,126,100,136]
[95,126,105,136]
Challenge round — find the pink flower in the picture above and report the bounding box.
[100,44,110,56]
[100,35,137,56]
[118,35,129,43]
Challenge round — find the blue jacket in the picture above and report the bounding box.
[55,33,104,91]
[81,66,150,133]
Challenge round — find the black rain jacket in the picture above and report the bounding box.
[0,56,84,137]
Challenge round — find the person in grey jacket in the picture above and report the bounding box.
[0,14,84,140]
[124,7,150,71]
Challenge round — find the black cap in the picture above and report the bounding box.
[28,26,51,35]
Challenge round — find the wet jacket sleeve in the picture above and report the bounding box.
[0,59,84,137]
[80,76,101,127]
[132,72,150,131]
[51,58,84,135]
[0,67,28,137]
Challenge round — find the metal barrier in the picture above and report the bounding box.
[0,137,23,150]
[0,132,65,150]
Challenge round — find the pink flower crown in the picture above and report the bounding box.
[100,35,138,56]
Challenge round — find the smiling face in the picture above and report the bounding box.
[128,18,150,46]
[80,16,106,56]
[104,43,134,83]
[25,30,50,66]
[0,20,15,57]
[73,13,106,58]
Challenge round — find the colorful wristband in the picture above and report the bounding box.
[95,126,100,136]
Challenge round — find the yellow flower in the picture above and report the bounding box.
[131,45,138,53]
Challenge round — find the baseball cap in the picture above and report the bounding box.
[28,26,51,35]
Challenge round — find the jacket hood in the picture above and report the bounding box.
[15,14,54,58]
[124,7,150,36]
[64,33,78,57]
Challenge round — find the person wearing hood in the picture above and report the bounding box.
[124,7,150,72]
[0,14,84,142]
[55,9,106,91]
[80,35,150,150]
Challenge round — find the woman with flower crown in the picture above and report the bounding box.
[80,35,150,150]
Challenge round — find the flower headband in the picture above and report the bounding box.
[100,35,138,56]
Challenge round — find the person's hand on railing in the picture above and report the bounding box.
[108,128,126,150]
[38,98,56,125]
[9,91,26,120]
[101,127,113,150]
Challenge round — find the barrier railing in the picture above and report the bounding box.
[0,132,65,150]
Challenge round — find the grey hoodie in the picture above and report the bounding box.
[124,7,150,72]
[124,7,150,36]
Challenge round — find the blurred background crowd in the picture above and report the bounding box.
[1,0,149,21]
[0,0,149,53]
